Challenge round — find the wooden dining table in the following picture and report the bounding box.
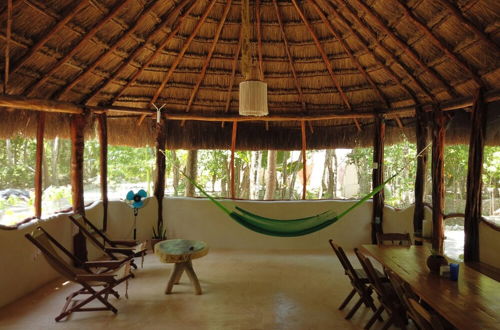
[361,245,500,330]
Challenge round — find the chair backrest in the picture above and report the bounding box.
[328,239,350,273]
[79,214,113,245]
[354,248,386,296]
[329,240,367,293]
[376,232,412,246]
[25,227,84,280]
[69,214,117,260]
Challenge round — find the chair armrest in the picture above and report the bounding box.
[75,274,116,283]
[111,239,138,247]
[84,260,127,268]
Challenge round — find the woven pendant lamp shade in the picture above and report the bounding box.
[239,80,268,116]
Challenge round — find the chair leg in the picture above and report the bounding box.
[339,289,356,310]
[345,296,363,320]
[381,316,394,330]
[365,305,384,330]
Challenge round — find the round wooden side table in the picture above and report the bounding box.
[155,239,208,295]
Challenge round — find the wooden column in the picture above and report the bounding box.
[70,114,87,263]
[154,119,167,238]
[413,105,428,245]
[34,112,45,218]
[97,114,108,231]
[431,107,446,253]
[230,121,237,199]
[464,89,486,262]
[301,120,307,200]
[372,114,385,244]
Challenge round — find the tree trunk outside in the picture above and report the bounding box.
[264,150,277,200]
[171,150,179,196]
[185,150,198,197]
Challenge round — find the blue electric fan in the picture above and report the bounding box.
[125,189,147,240]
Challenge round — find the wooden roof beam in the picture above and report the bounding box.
[11,0,89,75]
[347,0,457,98]
[55,0,158,100]
[395,0,484,88]
[149,0,218,107]
[3,0,12,94]
[23,0,131,97]
[83,0,195,105]
[185,0,232,113]
[310,0,390,109]
[320,0,420,104]
[273,0,307,112]
[224,30,242,113]
[290,0,351,111]
[256,0,264,81]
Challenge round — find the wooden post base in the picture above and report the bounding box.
[165,260,202,295]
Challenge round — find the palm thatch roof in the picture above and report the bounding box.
[0,0,499,149]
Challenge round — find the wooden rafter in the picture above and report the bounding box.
[185,0,232,113]
[290,0,351,111]
[23,0,131,97]
[11,0,89,76]
[149,0,218,107]
[310,0,389,109]
[437,0,500,54]
[84,0,195,105]
[224,31,242,113]
[55,0,158,99]
[395,0,483,88]
[272,0,306,112]
[256,0,264,81]
[320,0,419,103]
[3,0,12,93]
[347,0,457,98]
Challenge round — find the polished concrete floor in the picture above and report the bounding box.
[0,249,416,330]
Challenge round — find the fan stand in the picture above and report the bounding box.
[133,207,139,240]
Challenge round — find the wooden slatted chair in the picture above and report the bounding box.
[328,240,381,321]
[69,214,146,269]
[376,232,412,246]
[355,248,408,329]
[26,227,133,322]
[385,268,445,330]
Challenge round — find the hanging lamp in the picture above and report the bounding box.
[239,0,268,116]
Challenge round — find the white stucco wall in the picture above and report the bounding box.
[479,222,500,269]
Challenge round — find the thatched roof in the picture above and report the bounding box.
[0,0,499,149]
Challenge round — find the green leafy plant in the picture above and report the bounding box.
[152,221,167,239]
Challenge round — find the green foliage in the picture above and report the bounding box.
[152,221,167,239]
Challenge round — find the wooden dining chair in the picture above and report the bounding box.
[376,232,412,246]
[355,248,407,329]
[385,268,445,330]
[69,214,146,269]
[26,227,133,321]
[328,240,382,322]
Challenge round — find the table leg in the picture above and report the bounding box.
[174,264,184,284]
[165,263,185,294]
[184,260,202,295]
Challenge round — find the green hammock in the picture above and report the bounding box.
[183,172,397,237]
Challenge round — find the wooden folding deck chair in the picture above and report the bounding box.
[328,240,382,322]
[69,214,146,268]
[26,227,133,322]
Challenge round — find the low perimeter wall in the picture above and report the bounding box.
[2,197,498,310]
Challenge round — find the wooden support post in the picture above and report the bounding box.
[413,106,428,245]
[154,119,167,238]
[464,89,486,262]
[34,112,45,218]
[70,114,87,263]
[431,107,446,253]
[230,121,237,199]
[97,114,108,231]
[301,120,307,200]
[372,114,385,244]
